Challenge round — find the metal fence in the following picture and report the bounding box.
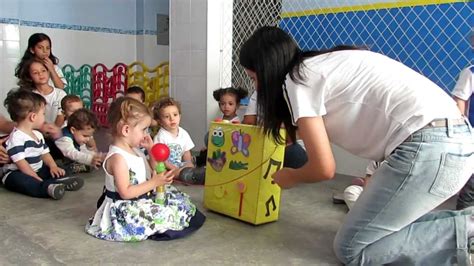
[221,0,473,95]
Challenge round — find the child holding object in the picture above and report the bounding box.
[153,97,205,184]
[55,108,105,173]
[86,97,204,241]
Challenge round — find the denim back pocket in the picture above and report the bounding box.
[430,152,474,198]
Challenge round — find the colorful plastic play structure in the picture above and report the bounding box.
[63,61,169,126]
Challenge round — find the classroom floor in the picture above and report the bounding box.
[0,129,456,265]
[0,168,457,265]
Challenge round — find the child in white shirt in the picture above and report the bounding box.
[153,97,205,184]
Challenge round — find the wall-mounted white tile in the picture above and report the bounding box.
[169,0,176,27]
[190,22,206,50]
[175,77,206,104]
[190,0,207,23]
[3,24,19,41]
[4,57,19,89]
[172,23,191,51]
[143,35,169,66]
[179,100,206,146]
[174,0,191,25]
[187,77,206,102]
[174,77,190,98]
[190,50,206,77]
[170,50,190,76]
[4,40,20,59]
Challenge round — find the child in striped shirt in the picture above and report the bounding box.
[2,89,83,200]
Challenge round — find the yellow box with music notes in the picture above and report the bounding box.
[204,122,285,224]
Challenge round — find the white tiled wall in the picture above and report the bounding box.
[20,27,138,67]
[0,24,169,119]
[136,34,169,67]
[0,23,20,117]
[170,0,208,148]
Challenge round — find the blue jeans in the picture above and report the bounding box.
[3,165,58,198]
[284,142,307,169]
[334,120,474,265]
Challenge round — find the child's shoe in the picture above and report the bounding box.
[56,176,84,191]
[47,183,65,200]
[344,185,364,210]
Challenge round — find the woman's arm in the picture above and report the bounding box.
[272,116,335,188]
[54,114,65,128]
[0,115,15,134]
[242,114,257,125]
[453,96,468,116]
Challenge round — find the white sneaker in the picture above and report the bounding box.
[344,185,364,210]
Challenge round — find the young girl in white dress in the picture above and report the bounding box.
[86,97,205,241]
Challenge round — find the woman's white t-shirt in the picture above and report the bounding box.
[452,65,474,101]
[283,50,461,161]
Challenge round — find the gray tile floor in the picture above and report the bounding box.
[0,168,457,265]
[0,130,456,264]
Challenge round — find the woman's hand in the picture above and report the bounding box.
[50,166,66,178]
[272,168,299,189]
[151,170,174,187]
[41,123,62,139]
[0,137,10,164]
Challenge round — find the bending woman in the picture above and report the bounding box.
[239,26,474,265]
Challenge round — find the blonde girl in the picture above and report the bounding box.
[86,97,205,241]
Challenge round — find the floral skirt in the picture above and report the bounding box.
[85,185,196,242]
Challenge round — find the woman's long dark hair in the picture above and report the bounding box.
[15,33,59,79]
[239,26,360,144]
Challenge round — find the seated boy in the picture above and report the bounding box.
[55,108,105,173]
[2,89,84,200]
[125,86,146,103]
[153,97,205,184]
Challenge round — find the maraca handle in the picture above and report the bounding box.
[155,162,166,204]
[155,162,166,173]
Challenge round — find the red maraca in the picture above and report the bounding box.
[150,143,170,204]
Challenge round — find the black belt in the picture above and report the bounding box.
[105,190,151,201]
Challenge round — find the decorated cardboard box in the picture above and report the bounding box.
[204,121,285,224]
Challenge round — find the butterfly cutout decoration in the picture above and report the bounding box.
[231,130,251,157]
